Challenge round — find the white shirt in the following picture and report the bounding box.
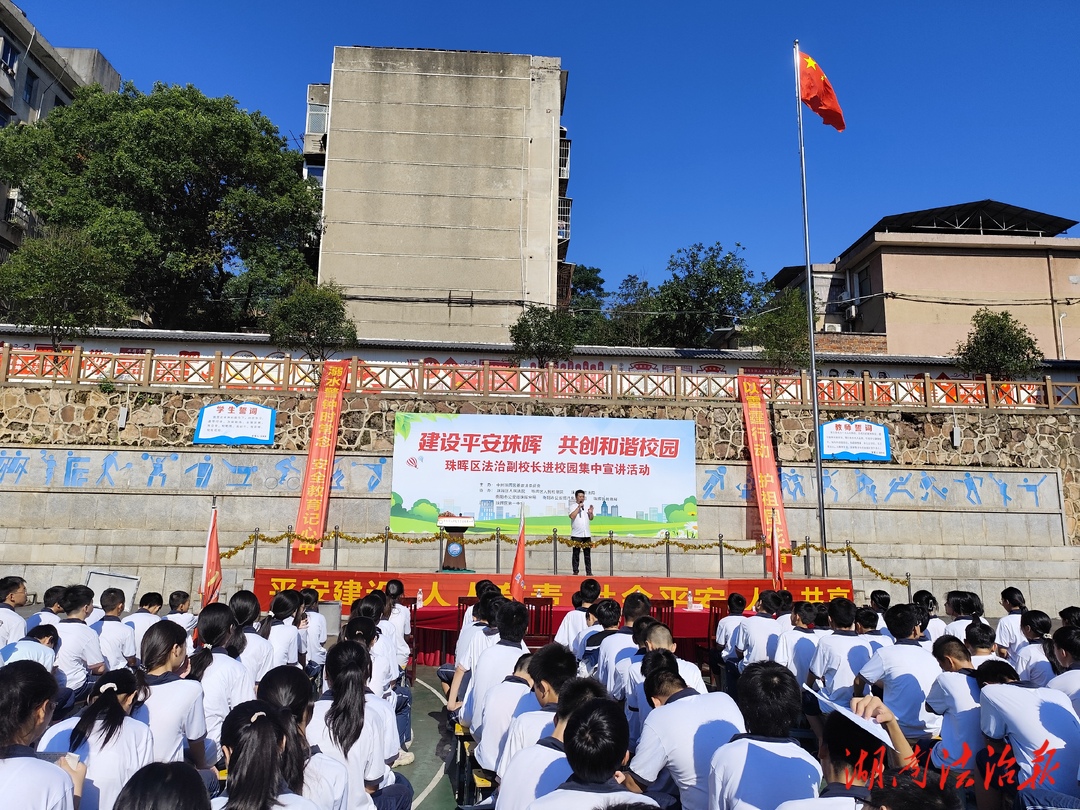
[496,737,571,810]
[709,736,822,810]
[597,628,637,693]
[498,708,557,779]
[0,750,75,810]
[364,691,401,781]
[981,682,1080,797]
[307,699,383,810]
[123,610,162,665]
[238,627,276,684]
[776,785,871,810]
[809,631,874,710]
[460,626,500,672]
[200,651,256,762]
[55,619,104,690]
[612,648,644,701]
[630,690,745,810]
[970,653,1001,669]
[1012,640,1056,687]
[86,608,105,626]
[213,793,318,809]
[995,611,1026,658]
[572,625,601,659]
[91,616,136,670]
[569,504,591,538]
[732,615,781,673]
[715,614,745,662]
[858,640,943,738]
[25,608,60,633]
[528,780,657,810]
[304,751,350,810]
[627,658,708,748]
[774,628,821,686]
[132,674,208,763]
[926,670,982,769]
[924,617,948,641]
[861,631,894,655]
[455,622,486,669]
[38,715,154,810]
[0,604,27,648]
[306,610,329,667]
[378,618,409,670]
[268,621,302,667]
[463,640,529,729]
[0,638,55,669]
[165,611,197,654]
[368,638,398,703]
[475,676,534,770]
[461,604,476,629]
[554,608,590,648]
[1049,668,1080,718]
[944,617,983,640]
[388,603,411,641]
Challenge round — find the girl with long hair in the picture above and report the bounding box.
[912,590,947,641]
[943,591,985,638]
[1012,609,1058,686]
[0,660,85,809]
[211,700,317,809]
[265,590,308,669]
[188,604,256,764]
[37,668,153,810]
[113,762,211,810]
[229,590,275,685]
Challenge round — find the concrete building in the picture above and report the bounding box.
[772,201,1080,360]
[304,46,572,342]
[0,0,119,258]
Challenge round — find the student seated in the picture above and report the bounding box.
[732,591,781,672]
[943,591,986,639]
[855,607,893,653]
[555,579,601,648]
[1049,625,1080,717]
[113,762,210,810]
[994,586,1027,660]
[625,624,708,748]
[926,635,983,772]
[229,590,275,686]
[598,594,652,695]
[446,589,504,714]
[1,624,59,669]
[474,653,533,771]
[25,585,66,633]
[1010,610,1058,687]
[55,584,107,705]
[805,598,873,741]
[0,575,27,647]
[91,587,137,671]
[611,616,659,702]
[913,590,948,642]
[965,622,1000,668]
[581,599,622,675]
[462,600,530,729]
[164,590,198,655]
[122,592,163,667]
[710,593,747,695]
[774,601,822,687]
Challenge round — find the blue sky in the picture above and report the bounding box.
[21,1,1080,292]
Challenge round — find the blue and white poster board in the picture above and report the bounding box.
[194,402,276,446]
[819,419,891,462]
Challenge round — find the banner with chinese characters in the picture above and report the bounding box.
[292,361,349,564]
[254,568,854,611]
[391,413,697,537]
[738,376,791,580]
[194,402,276,445]
[820,419,892,462]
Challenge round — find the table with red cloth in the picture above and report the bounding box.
[412,605,713,666]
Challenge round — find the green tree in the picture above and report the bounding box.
[604,275,657,348]
[568,265,609,345]
[265,282,358,362]
[954,307,1043,380]
[0,82,322,330]
[740,288,813,372]
[648,242,764,348]
[509,305,577,367]
[0,227,131,349]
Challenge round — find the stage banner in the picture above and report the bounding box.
[738,376,792,579]
[391,413,697,538]
[254,568,855,611]
[292,360,349,564]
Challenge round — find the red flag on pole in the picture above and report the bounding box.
[798,52,845,132]
[200,506,222,606]
[509,511,527,602]
[770,509,785,592]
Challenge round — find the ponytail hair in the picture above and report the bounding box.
[969,592,985,621]
[70,669,143,752]
[1022,610,1057,671]
[220,700,287,810]
[912,589,939,616]
[141,618,189,672]
[188,603,240,682]
[255,665,313,795]
[229,589,271,642]
[0,660,57,750]
[324,641,368,756]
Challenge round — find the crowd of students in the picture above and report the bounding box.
[5,571,1080,810]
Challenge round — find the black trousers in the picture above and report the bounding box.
[571,538,592,574]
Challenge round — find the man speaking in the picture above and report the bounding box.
[568,489,594,576]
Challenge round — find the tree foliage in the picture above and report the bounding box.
[740,288,813,372]
[509,306,576,367]
[0,82,322,330]
[265,282,358,362]
[954,307,1043,380]
[0,227,131,348]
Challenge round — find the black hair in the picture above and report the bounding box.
[474,591,504,624]
[1001,587,1026,610]
[931,635,970,664]
[256,666,313,796]
[870,769,961,810]
[828,597,857,629]
[138,591,164,609]
[592,598,621,629]
[755,591,783,616]
[168,591,190,612]
[727,593,747,614]
[61,584,94,614]
[571,591,583,608]
[631,615,659,646]
[645,623,674,649]
[969,592,985,620]
[0,576,25,602]
[623,592,651,622]
[1055,626,1080,663]
[1060,607,1080,628]
[947,591,984,620]
[188,603,240,681]
[496,600,530,644]
[793,601,817,626]
[854,607,879,631]
[300,588,320,609]
[965,622,995,651]
[912,589,939,615]
[527,643,579,694]
[323,641,368,755]
[644,668,687,704]
[869,590,891,611]
[777,590,793,612]
[1021,609,1056,670]
[141,619,188,672]
[0,660,57,749]
[475,580,499,598]
[100,587,125,614]
[976,660,1019,687]
[385,579,404,601]
[813,603,830,628]
[640,648,678,680]
[580,578,601,603]
[514,653,533,674]
[343,616,379,648]
[555,677,608,721]
[27,625,58,643]
[824,710,889,771]
[563,698,628,783]
[911,603,930,637]
[883,604,917,639]
[270,590,304,624]
[737,662,801,737]
[220,700,288,810]
[368,589,390,618]
[70,668,143,752]
[229,590,263,627]
[42,585,67,608]
[574,489,585,497]
[113,762,212,810]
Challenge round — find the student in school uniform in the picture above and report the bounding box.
[353,594,412,749]
[56,585,107,704]
[943,591,986,639]
[868,590,893,640]
[812,603,832,637]
[913,590,948,642]
[774,601,822,688]
[710,592,748,695]
[113,762,211,809]
[555,579,601,648]
[526,698,659,810]
[774,590,795,632]
[266,590,308,670]
[0,660,86,810]
[0,575,27,647]
[965,622,1000,668]
[212,701,319,809]
[495,677,608,810]
[597,593,651,694]
[444,589,503,710]
[571,608,603,661]
[1010,610,1058,687]
[229,590,275,685]
[1049,625,1080,717]
[993,587,1027,660]
[855,607,894,654]
[624,624,709,747]
[258,664,351,810]
[611,616,659,702]
[708,662,822,810]
[122,592,163,665]
[164,590,198,655]
[37,668,154,810]
[732,590,782,672]
[25,585,66,633]
[187,603,256,765]
[474,653,533,771]
[805,598,874,742]
[625,668,745,810]
[91,587,137,671]
[580,599,621,675]
[1,623,59,669]
[301,589,329,685]
[926,635,984,772]
[460,580,498,629]
[854,604,943,743]
[462,601,531,729]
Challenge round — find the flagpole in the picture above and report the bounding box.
[793,40,829,568]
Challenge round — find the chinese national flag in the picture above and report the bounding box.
[799,52,845,132]
[200,507,222,606]
[509,512,527,602]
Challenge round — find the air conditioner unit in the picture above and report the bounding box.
[824,323,842,333]
[844,305,859,322]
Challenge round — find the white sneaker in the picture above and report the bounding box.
[393,750,415,767]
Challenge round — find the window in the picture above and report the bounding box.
[306,102,328,134]
[305,164,324,188]
[848,266,871,304]
[0,39,16,74]
[22,70,37,105]
[53,95,66,109]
